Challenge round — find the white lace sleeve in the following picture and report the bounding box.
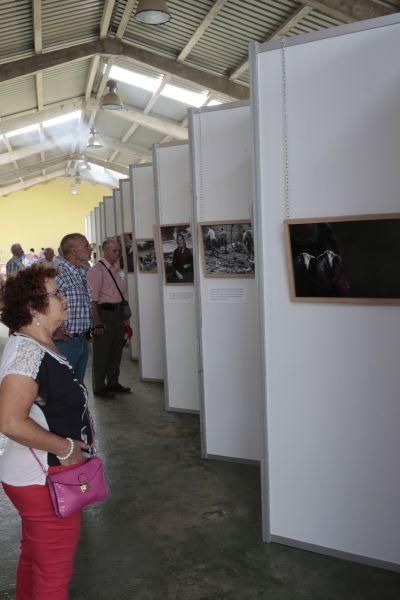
[1,337,45,380]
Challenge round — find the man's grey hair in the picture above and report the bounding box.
[60,233,84,256]
[102,238,118,252]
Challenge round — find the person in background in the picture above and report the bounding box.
[23,249,39,267]
[40,247,55,267]
[87,238,131,397]
[6,244,25,278]
[53,246,64,268]
[39,247,45,259]
[0,265,92,600]
[53,234,92,383]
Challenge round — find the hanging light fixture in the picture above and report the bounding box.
[101,80,124,110]
[74,171,82,185]
[77,154,91,171]
[86,128,103,148]
[70,182,77,195]
[135,0,171,24]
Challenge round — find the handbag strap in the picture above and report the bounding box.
[29,448,48,475]
[99,261,125,303]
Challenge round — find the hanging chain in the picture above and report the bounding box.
[281,37,290,220]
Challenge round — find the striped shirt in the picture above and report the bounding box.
[55,260,91,334]
[6,255,24,277]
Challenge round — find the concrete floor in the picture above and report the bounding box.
[1,343,400,599]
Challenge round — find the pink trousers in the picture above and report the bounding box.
[3,470,81,600]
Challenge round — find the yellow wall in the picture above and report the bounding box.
[0,177,111,264]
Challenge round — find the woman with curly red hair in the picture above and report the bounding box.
[0,264,93,600]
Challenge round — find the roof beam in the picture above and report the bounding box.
[84,155,129,176]
[116,0,135,39]
[177,0,228,62]
[33,0,42,54]
[0,170,66,197]
[0,39,248,100]
[85,55,100,99]
[0,97,86,135]
[110,103,188,139]
[0,94,185,142]
[229,6,313,81]
[0,155,70,184]
[100,0,117,39]
[99,134,152,161]
[297,0,393,23]
[108,74,170,162]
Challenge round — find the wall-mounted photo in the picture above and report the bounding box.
[116,235,124,271]
[199,221,255,278]
[285,214,400,304]
[159,224,194,285]
[136,239,158,274]
[123,232,134,273]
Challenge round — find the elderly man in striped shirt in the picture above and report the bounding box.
[53,233,92,383]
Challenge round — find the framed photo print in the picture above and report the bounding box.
[123,232,134,273]
[199,221,255,278]
[284,213,400,304]
[136,239,158,274]
[159,224,194,285]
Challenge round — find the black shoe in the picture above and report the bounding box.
[93,388,116,398]
[107,383,131,394]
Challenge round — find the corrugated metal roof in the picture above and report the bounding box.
[0,76,37,118]
[43,59,91,104]
[129,126,166,148]
[42,0,104,50]
[120,0,215,59]
[0,0,33,61]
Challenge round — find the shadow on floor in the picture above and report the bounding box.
[0,343,399,599]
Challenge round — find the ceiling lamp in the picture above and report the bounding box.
[70,182,77,195]
[77,154,90,171]
[74,171,82,185]
[134,0,171,25]
[101,80,124,110]
[86,128,103,148]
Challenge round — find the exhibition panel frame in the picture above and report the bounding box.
[85,214,92,245]
[99,201,106,244]
[130,163,164,382]
[120,178,139,361]
[104,195,116,237]
[153,141,200,413]
[251,13,400,569]
[189,101,261,462]
[94,206,101,255]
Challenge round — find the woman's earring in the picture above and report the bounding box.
[36,318,40,326]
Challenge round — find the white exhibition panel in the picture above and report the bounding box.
[252,16,400,567]
[89,211,96,246]
[99,202,106,244]
[120,178,139,360]
[190,102,261,461]
[130,164,164,381]
[154,142,200,413]
[104,195,116,237]
[94,207,101,248]
[85,215,92,244]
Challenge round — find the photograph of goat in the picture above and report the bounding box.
[285,214,400,304]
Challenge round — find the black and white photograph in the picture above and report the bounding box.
[124,232,134,273]
[285,214,400,304]
[199,221,255,278]
[160,224,194,285]
[116,235,124,271]
[136,239,158,274]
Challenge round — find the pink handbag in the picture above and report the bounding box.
[30,451,109,518]
[48,456,108,518]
